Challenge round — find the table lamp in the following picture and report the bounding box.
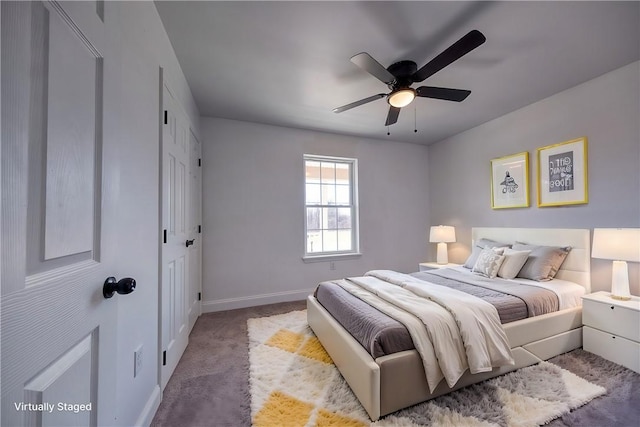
[592,228,640,300]
[430,225,456,265]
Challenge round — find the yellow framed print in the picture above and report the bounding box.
[491,151,529,209]
[537,137,588,207]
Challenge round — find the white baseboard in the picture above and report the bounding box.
[202,288,314,313]
[134,384,161,427]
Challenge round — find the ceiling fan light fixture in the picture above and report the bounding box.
[388,88,416,108]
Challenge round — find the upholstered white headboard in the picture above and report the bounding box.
[471,227,591,293]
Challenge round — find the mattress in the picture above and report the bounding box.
[315,268,583,358]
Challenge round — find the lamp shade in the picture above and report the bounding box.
[592,228,640,262]
[429,225,456,243]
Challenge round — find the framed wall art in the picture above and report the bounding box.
[490,151,529,209]
[537,137,588,207]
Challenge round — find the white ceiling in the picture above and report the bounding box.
[155,1,640,145]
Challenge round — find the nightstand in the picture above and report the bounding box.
[419,262,461,271]
[582,291,640,373]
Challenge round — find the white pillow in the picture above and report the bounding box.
[472,247,506,279]
[497,248,531,279]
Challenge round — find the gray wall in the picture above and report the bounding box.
[110,3,201,425]
[428,61,640,294]
[201,118,430,311]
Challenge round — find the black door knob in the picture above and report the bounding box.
[186,239,195,247]
[103,277,136,299]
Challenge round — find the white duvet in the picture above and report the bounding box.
[336,270,514,392]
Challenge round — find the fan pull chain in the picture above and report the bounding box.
[387,126,390,136]
[414,104,418,133]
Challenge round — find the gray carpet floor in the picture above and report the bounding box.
[151,300,640,427]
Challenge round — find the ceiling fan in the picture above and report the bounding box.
[333,30,486,126]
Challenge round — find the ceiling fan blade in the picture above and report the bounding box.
[333,93,386,113]
[416,86,471,102]
[350,52,396,85]
[385,106,400,126]
[413,30,486,82]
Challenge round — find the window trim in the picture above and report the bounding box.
[302,154,360,261]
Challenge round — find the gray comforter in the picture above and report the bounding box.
[314,269,559,358]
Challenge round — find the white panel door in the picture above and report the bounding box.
[1,2,118,426]
[160,82,190,389]
[187,130,202,331]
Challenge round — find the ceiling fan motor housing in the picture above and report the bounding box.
[386,60,418,89]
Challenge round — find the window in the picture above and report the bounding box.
[304,155,359,259]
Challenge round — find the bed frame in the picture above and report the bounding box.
[307,227,591,421]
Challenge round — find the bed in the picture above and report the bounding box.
[307,227,591,421]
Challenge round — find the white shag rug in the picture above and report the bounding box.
[248,310,606,427]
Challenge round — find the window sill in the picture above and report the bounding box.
[302,253,362,263]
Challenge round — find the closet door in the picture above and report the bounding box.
[187,130,202,331]
[160,81,190,389]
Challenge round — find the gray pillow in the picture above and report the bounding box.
[472,247,506,279]
[463,238,512,269]
[513,243,571,281]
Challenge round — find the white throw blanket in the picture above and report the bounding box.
[337,270,514,392]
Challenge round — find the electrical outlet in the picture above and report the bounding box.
[330,261,336,271]
[134,345,143,378]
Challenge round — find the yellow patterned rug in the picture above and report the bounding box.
[248,310,606,427]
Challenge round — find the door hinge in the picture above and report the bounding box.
[198,292,202,301]
[162,351,167,366]
[163,229,167,244]
[198,158,201,167]
[163,110,168,125]
[198,225,201,234]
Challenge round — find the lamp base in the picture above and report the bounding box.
[610,260,631,301]
[436,242,449,265]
